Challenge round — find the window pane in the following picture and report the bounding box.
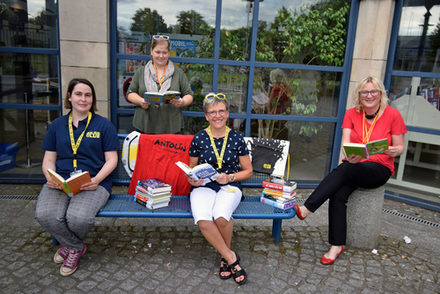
[250,119,335,180]
[219,1,252,60]
[389,76,440,130]
[217,65,249,114]
[183,116,245,136]
[0,0,58,48]
[0,53,59,105]
[253,68,342,117]
[393,1,440,72]
[117,0,216,58]
[256,0,349,65]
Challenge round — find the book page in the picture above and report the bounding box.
[66,171,91,195]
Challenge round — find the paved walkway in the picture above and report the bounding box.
[0,185,439,293]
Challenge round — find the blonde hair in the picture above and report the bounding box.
[353,76,389,112]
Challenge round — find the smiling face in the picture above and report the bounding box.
[150,41,170,67]
[69,83,93,115]
[359,82,381,111]
[204,101,229,130]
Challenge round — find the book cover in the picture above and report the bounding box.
[343,138,389,159]
[137,178,171,194]
[262,188,296,200]
[47,168,91,196]
[135,191,171,203]
[143,91,180,104]
[260,195,296,210]
[175,161,219,184]
[262,177,297,193]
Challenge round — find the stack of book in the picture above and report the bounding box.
[134,178,172,210]
[260,177,297,210]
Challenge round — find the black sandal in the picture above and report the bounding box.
[230,254,247,285]
[219,257,232,280]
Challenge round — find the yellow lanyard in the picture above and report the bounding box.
[69,112,92,170]
[362,106,380,144]
[206,126,230,170]
[153,63,167,88]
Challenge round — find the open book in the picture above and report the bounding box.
[47,168,91,196]
[144,91,180,104]
[343,138,389,159]
[175,161,219,185]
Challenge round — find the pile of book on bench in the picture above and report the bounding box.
[260,177,297,210]
[134,178,172,210]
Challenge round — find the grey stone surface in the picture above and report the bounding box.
[0,184,439,293]
[347,186,385,249]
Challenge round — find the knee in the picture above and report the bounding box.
[35,207,60,225]
[214,217,230,228]
[197,220,211,231]
[65,211,94,229]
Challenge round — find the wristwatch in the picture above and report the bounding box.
[229,174,235,182]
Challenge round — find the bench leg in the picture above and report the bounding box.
[271,219,282,243]
[52,236,59,245]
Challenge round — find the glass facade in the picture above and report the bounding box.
[0,1,59,181]
[386,0,440,201]
[113,0,351,184]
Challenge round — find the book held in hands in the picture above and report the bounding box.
[175,161,219,185]
[47,168,91,196]
[144,91,180,104]
[343,138,389,159]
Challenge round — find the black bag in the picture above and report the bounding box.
[247,138,289,176]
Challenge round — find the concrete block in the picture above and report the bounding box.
[346,186,385,249]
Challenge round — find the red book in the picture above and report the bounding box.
[262,178,297,193]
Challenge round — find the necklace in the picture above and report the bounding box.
[365,106,380,119]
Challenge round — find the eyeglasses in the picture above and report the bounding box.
[359,90,380,97]
[152,35,170,40]
[206,109,228,117]
[204,93,227,102]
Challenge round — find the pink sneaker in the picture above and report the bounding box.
[60,244,87,276]
[53,246,69,264]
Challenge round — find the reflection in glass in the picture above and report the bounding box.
[219,1,251,60]
[183,116,244,136]
[0,0,58,48]
[393,1,440,72]
[116,0,216,57]
[250,119,335,180]
[217,66,249,114]
[256,0,349,65]
[0,53,59,105]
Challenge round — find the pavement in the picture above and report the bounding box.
[0,184,439,294]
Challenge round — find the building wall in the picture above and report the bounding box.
[59,0,111,118]
[348,0,395,108]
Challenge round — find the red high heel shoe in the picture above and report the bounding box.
[293,204,306,220]
[320,247,344,265]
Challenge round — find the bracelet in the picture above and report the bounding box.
[229,174,235,182]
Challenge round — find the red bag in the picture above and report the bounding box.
[128,134,194,196]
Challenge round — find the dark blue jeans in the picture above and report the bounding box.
[304,161,391,246]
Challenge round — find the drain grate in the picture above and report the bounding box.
[0,194,38,200]
[382,208,440,228]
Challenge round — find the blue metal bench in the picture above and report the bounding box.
[97,194,295,243]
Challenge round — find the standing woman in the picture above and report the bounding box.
[127,34,193,134]
[293,76,407,264]
[188,93,253,285]
[35,78,119,276]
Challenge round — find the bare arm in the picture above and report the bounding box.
[216,154,253,185]
[188,156,204,187]
[169,94,193,108]
[42,150,62,190]
[341,128,362,164]
[81,150,118,191]
[127,92,151,109]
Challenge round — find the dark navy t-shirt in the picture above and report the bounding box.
[189,128,249,191]
[42,112,119,194]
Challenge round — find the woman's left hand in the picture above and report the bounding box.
[169,98,184,108]
[216,173,230,185]
[80,178,99,191]
[385,146,400,158]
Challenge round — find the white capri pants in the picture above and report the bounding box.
[190,186,242,224]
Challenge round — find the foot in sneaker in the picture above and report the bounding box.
[60,244,86,276]
[53,246,69,264]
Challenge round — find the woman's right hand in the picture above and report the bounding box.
[140,100,151,110]
[188,176,203,187]
[346,154,362,164]
[46,177,62,190]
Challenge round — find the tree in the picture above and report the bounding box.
[175,10,209,35]
[130,8,167,34]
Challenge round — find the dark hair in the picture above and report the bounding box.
[64,78,97,112]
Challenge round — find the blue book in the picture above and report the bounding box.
[175,161,219,185]
[260,195,296,210]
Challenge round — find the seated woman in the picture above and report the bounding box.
[294,76,407,265]
[35,78,119,276]
[188,93,253,285]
